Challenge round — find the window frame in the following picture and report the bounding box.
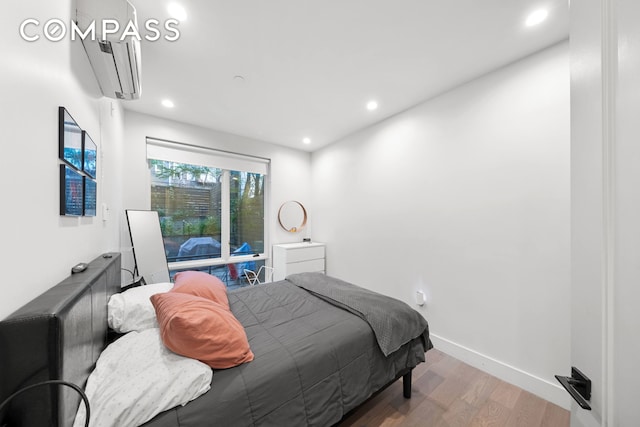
[146,138,270,272]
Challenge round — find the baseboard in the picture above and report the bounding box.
[429,334,571,410]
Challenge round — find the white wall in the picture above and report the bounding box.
[120,111,313,273]
[311,42,570,407]
[0,2,125,319]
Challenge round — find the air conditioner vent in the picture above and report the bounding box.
[77,0,142,100]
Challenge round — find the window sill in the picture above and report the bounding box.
[168,254,267,271]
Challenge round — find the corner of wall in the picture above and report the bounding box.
[430,334,570,410]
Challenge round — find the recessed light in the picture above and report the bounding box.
[366,100,378,111]
[525,9,548,27]
[302,137,311,145]
[167,3,187,21]
[161,99,175,108]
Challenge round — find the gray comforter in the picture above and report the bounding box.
[287,273,432,356]
[143,276,430,427]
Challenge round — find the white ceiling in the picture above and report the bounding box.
[125,0,569,151]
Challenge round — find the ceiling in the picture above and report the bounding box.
[124,0,569,151]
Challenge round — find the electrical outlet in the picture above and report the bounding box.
[415,290,426,306]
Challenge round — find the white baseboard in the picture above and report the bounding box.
[429,334,571,410]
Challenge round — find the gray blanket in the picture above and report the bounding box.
[143,278,429,426]
[287,272,432,356]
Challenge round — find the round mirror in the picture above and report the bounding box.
[278,201,307,233]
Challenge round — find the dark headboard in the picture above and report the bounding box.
[0,253,121,427]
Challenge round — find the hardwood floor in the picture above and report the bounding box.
[339,349,569,427]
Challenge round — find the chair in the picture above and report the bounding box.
[244,266,275,285]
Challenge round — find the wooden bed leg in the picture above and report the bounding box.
[403,370,412,398]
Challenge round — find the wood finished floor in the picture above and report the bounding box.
[339,349,569,427]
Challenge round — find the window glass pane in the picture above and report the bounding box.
[230,171,265,255]
[150,159,222,262]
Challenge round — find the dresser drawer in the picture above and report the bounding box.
[286,259,325,275]
[286,246,325,263]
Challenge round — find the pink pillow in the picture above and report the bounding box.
[172,271,229,310]
[150,292,254,369]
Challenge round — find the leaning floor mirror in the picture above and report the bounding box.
[126,209,171,284]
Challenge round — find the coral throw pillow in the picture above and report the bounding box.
[150,292,254,369]
[172,271,230,310]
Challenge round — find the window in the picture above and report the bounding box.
[147,139,269,286]
[149,160,223,262]
[229,171,265,254]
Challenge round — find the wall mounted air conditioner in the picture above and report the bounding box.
[77,0,142,100]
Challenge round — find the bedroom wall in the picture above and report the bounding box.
[0,2,125,319]
[311,41,570,407]
[120,111,313,274]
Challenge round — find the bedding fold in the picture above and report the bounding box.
[286,272,433,356]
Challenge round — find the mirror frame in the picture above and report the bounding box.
[277,201,307,233]
[126,209,171,283]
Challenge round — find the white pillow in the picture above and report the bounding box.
[73,328,212,427]
[107,283,174,333]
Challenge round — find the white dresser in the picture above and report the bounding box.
[272,242,325,281]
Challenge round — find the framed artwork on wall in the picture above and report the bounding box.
[84,177,97,216]
[58,107,83,170]
[82,130,97,179]
[60,164,84,216]
[59,106,99,218]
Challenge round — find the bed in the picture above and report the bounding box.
[0,253,432,427]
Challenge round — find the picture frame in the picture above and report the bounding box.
[60,164,84,216]
[82,130,97,179]
[84,177,97,216]
[58,107,83,170]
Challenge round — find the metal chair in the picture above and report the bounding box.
[244,266,275,285]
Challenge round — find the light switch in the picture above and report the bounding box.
[102,203,110,221]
